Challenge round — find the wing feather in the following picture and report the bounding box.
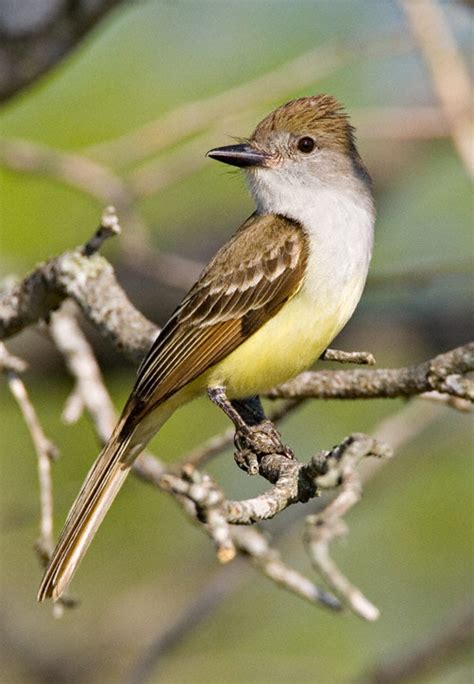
[131,213,308,419]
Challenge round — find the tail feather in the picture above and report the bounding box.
[38,395,181,602]
[37,427,133,602]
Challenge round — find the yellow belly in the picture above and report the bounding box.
[136,274,366,449]
[205,282,360,398]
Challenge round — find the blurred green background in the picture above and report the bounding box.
[0,1,473,682]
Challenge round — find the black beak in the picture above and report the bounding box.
[206,143,270,168]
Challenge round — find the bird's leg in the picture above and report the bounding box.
[207,386,251,429]
[207,388,294,474]
[230,395,266,426]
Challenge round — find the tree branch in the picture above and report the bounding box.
[0,0,125,102]
[0,342,58,562]
[0,207,157,363]
[269,344,474,402]
[304,434,391,621]
[0,342,75,616]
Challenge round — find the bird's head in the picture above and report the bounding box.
[208,95,364,174]
[207,95,372,215]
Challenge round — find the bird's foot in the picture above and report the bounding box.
[207,387,294,475]
[234,420,294,475]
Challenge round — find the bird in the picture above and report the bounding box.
[38,94,375,601]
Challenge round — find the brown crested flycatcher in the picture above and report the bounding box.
[38,95,375,601]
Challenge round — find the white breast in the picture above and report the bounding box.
[300,186,374,322]
[250,165,375,328]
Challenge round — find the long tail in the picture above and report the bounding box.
[37,406,159,602]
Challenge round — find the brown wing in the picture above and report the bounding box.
[129,213,308,420]
[37,216,307,602]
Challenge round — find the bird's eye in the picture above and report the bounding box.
[297,136,316,153]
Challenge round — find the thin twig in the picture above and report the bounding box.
[82,205,121,257]
[49,303,117,443]
[1,368,75,617]
[400,0,474,177]
[304,435,391,621]
[0,343,58,563]
[321,348,376,365]
[0,343,73,615]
